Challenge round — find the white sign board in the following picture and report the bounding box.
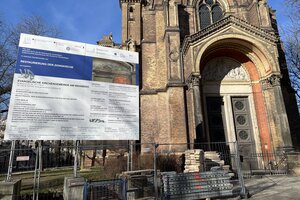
[5,34,139,140]
[16,156,30,161]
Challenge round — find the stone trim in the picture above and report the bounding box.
[141,40,156,44]
[140,83,186,95]
[182,15,277,55]
[165,27,180,32]
[164,27,181,40]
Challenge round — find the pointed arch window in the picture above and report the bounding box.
[200,5,211,29]
[198,0,223,30]
[212,5,223,22]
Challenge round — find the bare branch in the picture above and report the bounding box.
[0,15,61,118]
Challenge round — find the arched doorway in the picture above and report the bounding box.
[201,57,259,170]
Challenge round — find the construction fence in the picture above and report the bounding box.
[0,140,290,199]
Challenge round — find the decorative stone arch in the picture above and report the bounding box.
[193,35,278,77]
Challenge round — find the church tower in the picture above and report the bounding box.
[120,0,300,160]
[120,0,188,151]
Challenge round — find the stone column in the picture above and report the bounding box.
[262,74,293,151]
[187,74,206,143]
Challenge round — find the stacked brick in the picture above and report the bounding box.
[184,149,205,173]
[204,151,225,171]
[184,150,229,173]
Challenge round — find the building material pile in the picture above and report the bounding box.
[184,150,229,173]
[184,149,205,173]
[204,151,226,171]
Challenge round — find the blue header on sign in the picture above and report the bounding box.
[15,47,93,80]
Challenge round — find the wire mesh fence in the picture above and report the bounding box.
[0,140,291,199]
[83,179,125,200]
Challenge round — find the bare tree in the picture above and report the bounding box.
[0,15,60,118]
[0,18,15,116]
[283,0,300,109]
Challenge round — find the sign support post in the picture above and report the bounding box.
[6,140,15,182]
[32,140,42,200]
[33,142,38,200]
[36,141,42,200]
[127,140,134,171]
[74,140,79,177]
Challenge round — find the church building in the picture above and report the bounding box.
[119,0,300,158]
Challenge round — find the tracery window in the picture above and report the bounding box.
[198,0,223,30]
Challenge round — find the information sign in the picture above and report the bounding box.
[5,34,139,140]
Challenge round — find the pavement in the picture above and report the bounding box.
[239,175,300,200]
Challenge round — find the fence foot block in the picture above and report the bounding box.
[0,179,21,200]
[63,177,85,200]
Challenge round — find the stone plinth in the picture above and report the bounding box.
[287,153,300,175]
[63,177,85,200]
[0,179,21,200]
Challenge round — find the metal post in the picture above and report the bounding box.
[124,178,127,200]
[74,140,79,177]
[6,140,16,182]
[36,141,42,200]
[130,141,133,171]
[33,142,39,200]
[127,140,132,171]
[235,141,248,199]
[153,143,159,200]
[78,140,81,171]
[127,141,130,171]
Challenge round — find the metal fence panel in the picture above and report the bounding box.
[0,140,292,199]
[84,179,125,200]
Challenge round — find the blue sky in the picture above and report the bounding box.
[0,0,288,45]
[0,0,122,44]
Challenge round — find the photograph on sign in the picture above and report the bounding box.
[5,34,139,141]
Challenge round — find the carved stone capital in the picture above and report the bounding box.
[186,74,201,89]
[261,74,282,90]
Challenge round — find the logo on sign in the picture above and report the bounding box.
[19,69,34,80]
[89,119,105,123]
